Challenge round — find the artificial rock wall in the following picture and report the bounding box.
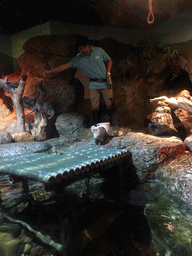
[1,14,192,129]
[1,8,192,75]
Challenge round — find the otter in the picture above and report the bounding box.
[91,124,109,145]
[24,84,54,119]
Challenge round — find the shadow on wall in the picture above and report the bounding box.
[0,52,14,76]
[162,68,192,96]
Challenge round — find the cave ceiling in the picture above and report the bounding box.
[0,0,191,34]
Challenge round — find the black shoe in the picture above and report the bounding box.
[106,108,113,125]
[91,110,99,125]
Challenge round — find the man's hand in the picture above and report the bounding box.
[43,64,71,78]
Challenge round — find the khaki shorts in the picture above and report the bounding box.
[89,88,113,110]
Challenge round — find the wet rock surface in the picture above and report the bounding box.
[107,132,186,179]
[64,129,192,209]
[155,153,192,208]
[55,112,85,138]
[0,141,51,157]
[46,127,192,209]
[0,128,157,256]
[0,127,192,255]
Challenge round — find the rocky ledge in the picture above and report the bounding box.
[1,127,192,256]
[1,126,192,209]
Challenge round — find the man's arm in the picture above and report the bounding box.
[106,59,112,77]
[44,63,71,77]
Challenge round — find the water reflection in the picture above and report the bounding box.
[1,160,192,255]
[0,172,155,256]
[144,180,192,256]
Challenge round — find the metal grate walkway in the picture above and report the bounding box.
[0,145,130,190]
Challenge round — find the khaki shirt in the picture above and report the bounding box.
[69,46,111,89]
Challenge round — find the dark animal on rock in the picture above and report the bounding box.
[144,118,170,136]
[91,124,109,145]
[24,84,54,119]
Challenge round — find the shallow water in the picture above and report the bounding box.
[1,161,192,255]
[144,180,192,256]
[0,173,153,256]
[0,175,59,255]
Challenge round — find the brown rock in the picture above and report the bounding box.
[184,135,192,151]
[48,56,77,82]
[0,99,12,120]
[48,55,67,69]
[113,79,146,127]
[23,76,42,98]
[175,89,191,99]
[41,79,76,114]
[29,245,42,256]
[23,36,50,54]
[23,34,78,57]
[13,132,35,142]
[18,53,48,78]
[46,34,78,57]
[24,243,31,253]
[37,246,46,256]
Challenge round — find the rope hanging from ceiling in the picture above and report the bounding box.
[147,0,155,24]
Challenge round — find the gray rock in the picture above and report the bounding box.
[184,134,192,151]
[55,112,85,138]
[155,153,192,208]
[0,132,14,144]
[0,141,51,157]
[106,132,186,179]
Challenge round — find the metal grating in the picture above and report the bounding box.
[0,146,130,188]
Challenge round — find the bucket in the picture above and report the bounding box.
[98,122,110,132]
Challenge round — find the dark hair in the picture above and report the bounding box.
[75,35,89,48]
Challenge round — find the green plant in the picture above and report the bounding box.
[163,45,181,61]
[137,35,161,76]
[138,35,160,59]
[116,58,133,79]
[116,35,182,79]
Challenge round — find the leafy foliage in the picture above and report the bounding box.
[116,58,133,79]
[163,45,181,61]
[138,35,160,60]
[115,35,182,79]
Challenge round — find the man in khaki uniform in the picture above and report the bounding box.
[44,35,113,125]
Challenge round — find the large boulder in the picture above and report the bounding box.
[148,90,192,140]
[19,34,79,81]
[15,35,84,136]
[106,131,186,179]
[18,53,48,78]
[113,79,146,127]
[155,153,192,208]
[0,132,14,144]
[16,34,192,129]
[0,98,12,120]
[30,112,59,141]
[23,35,78,57]
[22,77,77,115]
[55,112,85,139]
[41,79,76,114]
[13,132,35,142]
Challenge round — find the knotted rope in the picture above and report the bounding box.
[147,0,155,24]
